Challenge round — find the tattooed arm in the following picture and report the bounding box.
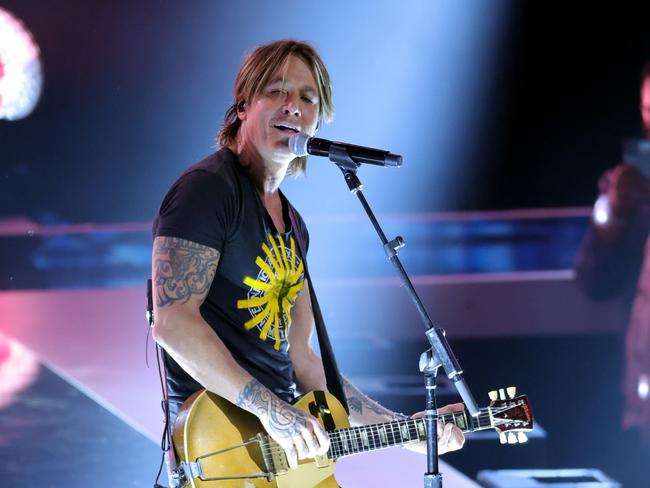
[340,375,408,424]
[236,378,329,468]
[288,283,465,454]
[343,376,464,453]
[152,236,246,401]
[152,236,328,468]
[289,284,403,425]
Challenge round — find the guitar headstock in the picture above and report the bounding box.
[487,386,534,445]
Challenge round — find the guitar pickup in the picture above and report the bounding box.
[266,438,289,476]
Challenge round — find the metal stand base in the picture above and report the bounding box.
[424,473,443,488]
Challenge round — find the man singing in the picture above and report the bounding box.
[151,39,464,473]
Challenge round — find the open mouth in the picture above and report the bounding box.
[273,123,300,134]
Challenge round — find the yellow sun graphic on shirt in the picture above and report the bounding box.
[237,233,304,351]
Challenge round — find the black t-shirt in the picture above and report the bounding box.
[152,147,309,419]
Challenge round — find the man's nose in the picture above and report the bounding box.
[282,94,300,117]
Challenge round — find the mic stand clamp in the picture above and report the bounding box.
[419,348,443,488]
[326,144,480,488]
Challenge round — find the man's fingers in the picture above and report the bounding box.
[450,426,465,449]
[311,422,330,455]
[301,428,320,458]
[285,445,298,469]
[300,420,330,457]
[436,419,443,437]
[440,422,453,447]
[293,435,309,460]
[437,403,464,415]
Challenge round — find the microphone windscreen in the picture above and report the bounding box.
[288,132,310,157]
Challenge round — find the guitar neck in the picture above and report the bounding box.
[327,408,492,460]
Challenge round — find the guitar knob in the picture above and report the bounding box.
[499,388,506,400]
[517,432,528,443]
[488,391,498,401]
[507,433,518,444]
[507,386,517,398]
[499,432,507,444]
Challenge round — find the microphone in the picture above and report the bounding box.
[288,132,402,167]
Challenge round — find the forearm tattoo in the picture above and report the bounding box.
[236,379,307,438]
[342,376,405,419]
[153,237,220,307]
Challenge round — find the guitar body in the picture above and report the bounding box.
[172,386,534,487]
[173,390,350,488]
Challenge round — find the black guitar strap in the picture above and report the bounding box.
[288,205,349,415]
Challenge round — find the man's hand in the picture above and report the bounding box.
[236,379,329,469]
[403,403,465,455]
[259,402,330,469]
[599,164,650,218]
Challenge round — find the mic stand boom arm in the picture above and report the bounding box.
[327,144,479,488]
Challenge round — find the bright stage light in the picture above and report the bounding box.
[0,8,43,121]
[0,332,39,409]
[593,194,610,225]
[639,373,649,401]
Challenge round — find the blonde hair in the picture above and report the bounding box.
[217,40,334,176]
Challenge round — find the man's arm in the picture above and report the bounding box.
[288,283,464,454]
[151,236,328,468]
[575,165,650,300]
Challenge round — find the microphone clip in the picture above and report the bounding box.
[329,143,360,173]
[328,143,365,194]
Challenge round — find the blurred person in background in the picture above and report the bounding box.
[575,61,650,484]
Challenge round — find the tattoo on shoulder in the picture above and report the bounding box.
[153,236,220,307]
[236,379,306,439]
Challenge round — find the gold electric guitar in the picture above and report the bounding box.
[172,387,533,488]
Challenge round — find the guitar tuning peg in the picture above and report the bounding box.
[507,433,518,444]
[499,432,507,444]
[517,432,528,443]
[507,386,517,398]
[499,388,506,400]
[488,390,498,401]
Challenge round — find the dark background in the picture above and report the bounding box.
[3,2,650,224]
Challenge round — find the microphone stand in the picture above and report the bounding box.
[326,145,480,488]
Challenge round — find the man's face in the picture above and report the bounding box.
[238,55,320,165]
[640,76,650,137]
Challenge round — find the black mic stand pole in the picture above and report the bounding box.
[326,145,480,488]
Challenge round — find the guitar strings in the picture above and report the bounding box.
[256,409,525,461]
[259,415,491,455]
[256,417,488,459]
[257,421,424,459]
[258,404,524,458]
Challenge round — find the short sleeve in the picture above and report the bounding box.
[154,169,239,251]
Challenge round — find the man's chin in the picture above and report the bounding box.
[270,144,296,163]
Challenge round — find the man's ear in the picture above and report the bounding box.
[237,100,246,121]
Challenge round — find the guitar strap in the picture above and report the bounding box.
[288,205,350,415]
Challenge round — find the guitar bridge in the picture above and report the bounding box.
[259,433,289,476]
[187,434,277,483]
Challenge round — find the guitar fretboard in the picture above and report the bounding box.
[327,408,492,459]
